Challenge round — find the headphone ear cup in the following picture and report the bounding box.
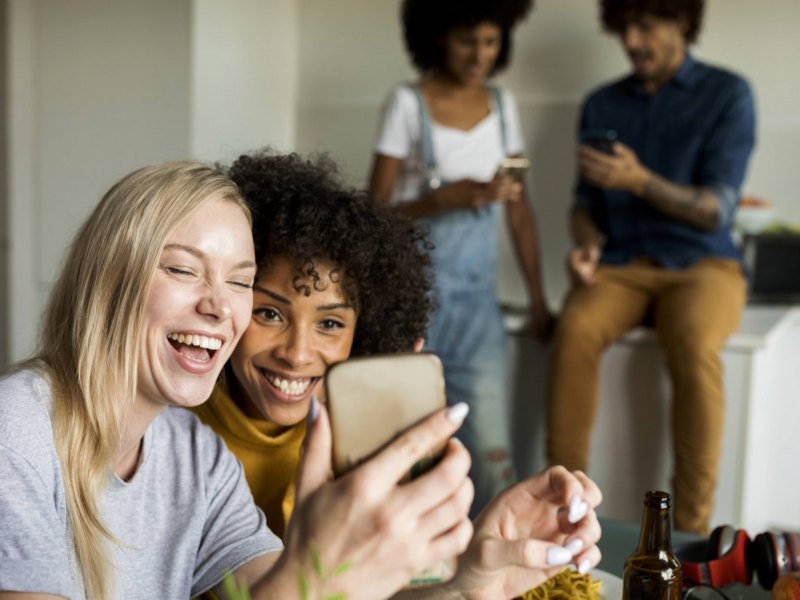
[771,533,799,585]
[751,532,779,590]
[709,525,738,559]
[787,532,800,572]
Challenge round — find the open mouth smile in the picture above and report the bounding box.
[259,368,317,398]
[167,332,223,364]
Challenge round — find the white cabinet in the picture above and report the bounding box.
[507,305,800,532]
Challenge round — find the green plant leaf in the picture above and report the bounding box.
[297,569,310,600]
[331,561,351,577]
[310,541,324,578]
[324,594,347,600]
[221,571,251,600]
[223,572,238,598]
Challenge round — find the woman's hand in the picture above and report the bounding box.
[435,177,519,211]
[446,466,603,600]
[274,401,474,600]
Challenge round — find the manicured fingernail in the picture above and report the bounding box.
[568,495,588,523]
[308,396,320,424]
[446,403,469,423]
[565,538,584,555]
[578,559,591,574]
[546,546,573,566]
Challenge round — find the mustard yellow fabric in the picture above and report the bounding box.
[193,380,306,540]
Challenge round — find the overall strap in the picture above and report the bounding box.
[488,85,508,154]
[405,83,437,170]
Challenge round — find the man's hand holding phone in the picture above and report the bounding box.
[579,129,650,195]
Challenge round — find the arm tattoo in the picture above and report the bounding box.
[641,172,720,230]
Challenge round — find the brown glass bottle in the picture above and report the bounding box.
[622,490,683,600]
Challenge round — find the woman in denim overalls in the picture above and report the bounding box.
[369,0,552,515]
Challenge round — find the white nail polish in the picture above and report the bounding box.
[446,402,469,423]
[578,559,591,574]
[566,538,584,555]
[568,497,588,523]
[546,546,573,566]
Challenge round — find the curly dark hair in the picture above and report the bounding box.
[402,0,533,75]
[600,0,705,44]
[227,149,434,357]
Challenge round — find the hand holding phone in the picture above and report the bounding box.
[326,352,447,480]
[288,382,471,597]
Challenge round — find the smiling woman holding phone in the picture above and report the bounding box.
[367,0,552,516]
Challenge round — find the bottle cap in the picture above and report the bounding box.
[644,490,671,509]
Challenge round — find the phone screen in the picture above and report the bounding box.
[495,157,530,182]
[325,352,447,479]
[581,129,618,154]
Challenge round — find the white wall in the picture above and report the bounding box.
[0,0,7,366]
[5,0,192,361]
[191,0,298,161]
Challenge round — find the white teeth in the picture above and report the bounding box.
[264,372,311,396]
[168,332,222,351]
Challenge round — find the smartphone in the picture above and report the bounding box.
[494,156,530,182]
[326,352,447,480]
[581,129,618,154]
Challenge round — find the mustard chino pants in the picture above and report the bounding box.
[546,258,746,534]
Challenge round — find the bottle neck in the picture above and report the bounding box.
[637,506,673,554]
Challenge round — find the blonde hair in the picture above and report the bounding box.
[34,161,249,599]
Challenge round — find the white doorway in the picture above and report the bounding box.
[0,0,9,368]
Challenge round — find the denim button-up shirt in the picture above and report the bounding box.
[574,55,756,269]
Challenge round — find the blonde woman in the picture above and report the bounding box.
[0,162,474,599]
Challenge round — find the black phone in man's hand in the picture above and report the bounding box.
[581,129,618,154]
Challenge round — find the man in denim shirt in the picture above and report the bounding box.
[546,0,755,535]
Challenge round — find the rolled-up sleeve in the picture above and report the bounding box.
[698,77,756,227]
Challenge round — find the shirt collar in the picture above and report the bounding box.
[671,54,696,87]
[625,53,696,96]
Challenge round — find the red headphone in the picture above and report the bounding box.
[675,525,800,590]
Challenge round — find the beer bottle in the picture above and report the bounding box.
[622,490,683,599]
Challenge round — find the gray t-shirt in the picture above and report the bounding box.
[0,369,283,599]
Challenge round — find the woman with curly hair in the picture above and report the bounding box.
[367,0,551,515]
[193,150,435,540]
[194,149,604,598]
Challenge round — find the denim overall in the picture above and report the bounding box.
[409,85,516,515]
